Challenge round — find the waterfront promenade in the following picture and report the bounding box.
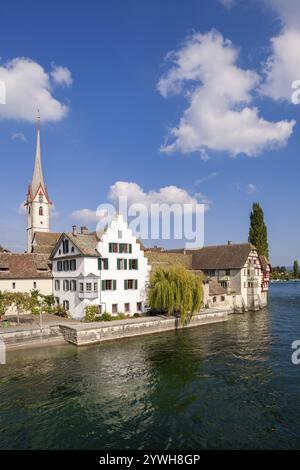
[0,309,230,349]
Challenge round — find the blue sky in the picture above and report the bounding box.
[0,0,299,265]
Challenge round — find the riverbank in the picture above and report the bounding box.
[0,308,230,349]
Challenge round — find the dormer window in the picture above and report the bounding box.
[63,239,69,254]
[39,206,43,216]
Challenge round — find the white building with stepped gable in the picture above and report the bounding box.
[50,215,150,319]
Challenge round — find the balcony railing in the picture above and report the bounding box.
[78,290,99,299]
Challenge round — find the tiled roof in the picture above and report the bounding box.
[144,251,193,269]
[0,253,52,279]
[145,242,257,271]
[62,232,100,256]
[259,255,270,271]
[32,232,61,255]
[208,279,227,296]
[191,243,256,270]
[51,229,147,259]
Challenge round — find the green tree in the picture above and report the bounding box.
[293,260,299,279]
[248,202,269,259]
[147,265,203,325]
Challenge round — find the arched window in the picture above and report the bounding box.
[39,206,43,216]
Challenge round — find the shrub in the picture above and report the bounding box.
[100,312,113,321]
[44,305,55,314]
[85,305,99,322]
[31,306,40,315]
[55,305,69,318]
[133,312,141,318]
[116,313,127,320]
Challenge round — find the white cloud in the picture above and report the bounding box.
[194,172,219,185]
[246,183,259,194]
[71,182,210,239]
[260,2,300,102]
[218,0,236,8]
[261,29,300,101]
[51,64,73,87]
[236,182,260,194]
[263,0,300,29]
[18,201,26,215]
[200,149,210,161]
[11,132,27,142]
[0,57,70,122]
[107,181,205,208]
[157,30,295,157]
[71,208,101,224]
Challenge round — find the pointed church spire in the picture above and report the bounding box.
[30,110,46,197]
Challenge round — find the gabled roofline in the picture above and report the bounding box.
[49,232,100,260]
[26,182,52,204]
[49,233,79,260]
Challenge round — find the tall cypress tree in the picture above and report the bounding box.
[293,260,299,279]
[248,202,269,259]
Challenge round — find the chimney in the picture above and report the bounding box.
[72,225,77,236]
[80,226,89,235]
[228,240,232,245]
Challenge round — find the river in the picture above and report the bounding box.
[1,282,300,449]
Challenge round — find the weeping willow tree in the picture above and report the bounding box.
[148,265,203,325]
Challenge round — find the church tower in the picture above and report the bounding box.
[25,113,52,252]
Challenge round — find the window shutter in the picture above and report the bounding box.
[101,280,105,290]
[129,259,132,270]
[98,258,101,270]
[135,259,138,270]
[129,244,132,253]
[117,258,120,270]
[135,280,138,289]
[109,243,112,253]
[113,280,117,290]
[124,259,127,270]
[105,259,109,269]
[124,280,128,290]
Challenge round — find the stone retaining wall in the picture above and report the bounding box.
[0,325,63,345]
[60,310,229,346]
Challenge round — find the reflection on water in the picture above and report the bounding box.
[1,282,300,449]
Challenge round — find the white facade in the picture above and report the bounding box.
[0,278,52,295]
[51,216,150,319]
[26,188,51,253]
